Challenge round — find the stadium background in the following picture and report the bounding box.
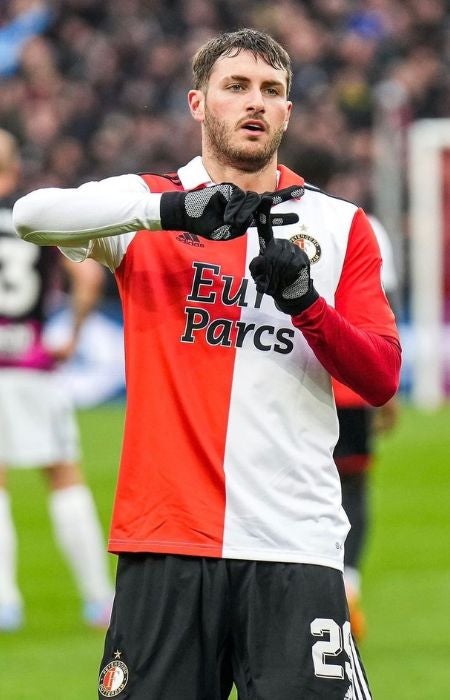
[2,1,450,698]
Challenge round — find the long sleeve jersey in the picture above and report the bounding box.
[13,156,400,570]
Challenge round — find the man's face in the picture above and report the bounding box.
[190,50,292,172]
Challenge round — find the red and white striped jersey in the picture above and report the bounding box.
[58,157,399,570]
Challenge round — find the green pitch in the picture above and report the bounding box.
[3,402,450,699]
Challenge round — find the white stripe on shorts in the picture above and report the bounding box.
[350,635,372,700]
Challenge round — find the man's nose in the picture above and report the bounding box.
[245,88,265,112]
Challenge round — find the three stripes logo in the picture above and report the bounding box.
[176,231,204,248]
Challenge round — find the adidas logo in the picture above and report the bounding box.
[176,231,204,247]
[344,687,353,700]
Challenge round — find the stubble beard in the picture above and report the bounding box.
[203,107,285,173]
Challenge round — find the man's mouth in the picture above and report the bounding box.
[240,120,266,133]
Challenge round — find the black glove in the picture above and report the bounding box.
[160,184,300,241]
[249,191,318,315]
[250,238,319,314]
[252,185,305,249]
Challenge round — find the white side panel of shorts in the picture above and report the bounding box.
[0,369,80,466]
[349,635,372,699]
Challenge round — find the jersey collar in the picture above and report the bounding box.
[177,156,304,191]
[177,157,213,190]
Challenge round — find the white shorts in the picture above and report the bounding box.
[0,369,80,467]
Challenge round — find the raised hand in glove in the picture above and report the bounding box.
[160,184,300,241]
[249,194,319,315]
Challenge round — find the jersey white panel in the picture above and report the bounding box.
[222,193,356,567]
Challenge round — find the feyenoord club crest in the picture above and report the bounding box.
[290,226,321,264]
[98,655,129,697]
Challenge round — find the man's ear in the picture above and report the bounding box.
[283,101,293,131]
[188,90,205,122]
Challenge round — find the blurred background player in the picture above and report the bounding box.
[334,214,400,642]
[0,128,114,631]
[293,146,401,642]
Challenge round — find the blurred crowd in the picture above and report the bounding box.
[0,0,449,208]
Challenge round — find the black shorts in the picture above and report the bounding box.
[334,407,374,460]
[98,554,372,700]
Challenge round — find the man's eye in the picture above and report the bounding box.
[229,84,244,91]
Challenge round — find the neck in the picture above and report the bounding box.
[201,150,279,193]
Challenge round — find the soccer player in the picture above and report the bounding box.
[0,129,114,631]
[13,29,400,699]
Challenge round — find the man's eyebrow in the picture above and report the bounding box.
[222,74,251,83]
[223,74,286,89]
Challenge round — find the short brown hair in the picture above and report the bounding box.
[192,28,292,96]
